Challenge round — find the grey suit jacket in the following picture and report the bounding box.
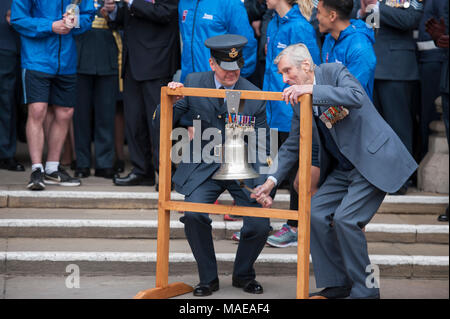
[373,0,423,81]
[167,71,270,197]
[273,63,418,193]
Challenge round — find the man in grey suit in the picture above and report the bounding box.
[252,43,417,299]
[159,34,271,297]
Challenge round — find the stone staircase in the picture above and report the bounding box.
[0,189,448,280]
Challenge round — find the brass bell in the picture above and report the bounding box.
[212,89,259,180]
[212,123,259,180]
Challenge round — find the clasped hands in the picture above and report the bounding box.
[251,179,276,208]
[425,17,449,49]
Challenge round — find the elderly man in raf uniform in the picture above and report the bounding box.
[252,43,418,299]
[155,34,271,297]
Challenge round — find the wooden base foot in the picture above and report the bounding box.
[133,282,194,299]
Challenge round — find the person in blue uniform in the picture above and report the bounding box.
[0,0,24,172]
[418,0,447,160]
[319,0,376,98]
[73,0,119,179]
[178,0,257,82]
[426,0,449,222]
[11,0,95,190]
[364,0,424,195]
[263,0,321,248]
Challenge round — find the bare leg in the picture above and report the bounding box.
[46,106,74,162]
[26,102,48,165]
[61,121,75,165]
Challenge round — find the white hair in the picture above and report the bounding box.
[274,43,315,71]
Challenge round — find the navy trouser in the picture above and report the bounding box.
[419,61,442,159]
[74,74,117,169]
[123,63,171,177]
[374,80,415,156]
[180,178,270,285]
[0,50,18,159]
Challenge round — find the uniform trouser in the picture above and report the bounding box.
[123,64,171,177]
[373,80,414,156]
[180,178,271,285]
[0,50,18,159]
[419,62,442,159]
[310,168,386,298]
[74,74,117,169]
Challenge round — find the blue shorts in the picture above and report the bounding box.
[22,69,77,107]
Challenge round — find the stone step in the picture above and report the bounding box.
[2,274,448,299]
[0,189,448,215]
[1,238,448,279]
[0,208,448,244]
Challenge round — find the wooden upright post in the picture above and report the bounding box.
[296,94,313,299]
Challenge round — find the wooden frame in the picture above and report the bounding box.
[134,87,313,299]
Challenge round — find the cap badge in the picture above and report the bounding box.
[229,48,238,59]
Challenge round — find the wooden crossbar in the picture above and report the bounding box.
[134,87,313,299]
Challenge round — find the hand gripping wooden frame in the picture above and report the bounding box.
[134,87,313,299]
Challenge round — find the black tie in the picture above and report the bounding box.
[218,86,225,106]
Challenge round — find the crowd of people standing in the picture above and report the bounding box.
[0,0,448,222]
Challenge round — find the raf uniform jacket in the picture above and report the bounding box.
[272,63,418,193]
[76,0,118,76]
[109,0,180,81]
[373,0,423,81]
[162,71,271,197]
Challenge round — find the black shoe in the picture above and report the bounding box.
[438,206,449,222]
[70,160,77,171]
[114,160,125,173]
[309,286,352,299]
[95,168,118,179]
[113,172,155,186]
[27,169,45,191]
[193,278,219,297]
[0,158,25,172]
[75,167,90,178]
[232,277,264,294]
[44,166,81,186]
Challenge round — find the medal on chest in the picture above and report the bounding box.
[319,106,349,129]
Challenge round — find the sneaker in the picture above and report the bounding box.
[44,166,81,186]
[266,224,297,248]
[27,169,46,191]
[231,231,240,241]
